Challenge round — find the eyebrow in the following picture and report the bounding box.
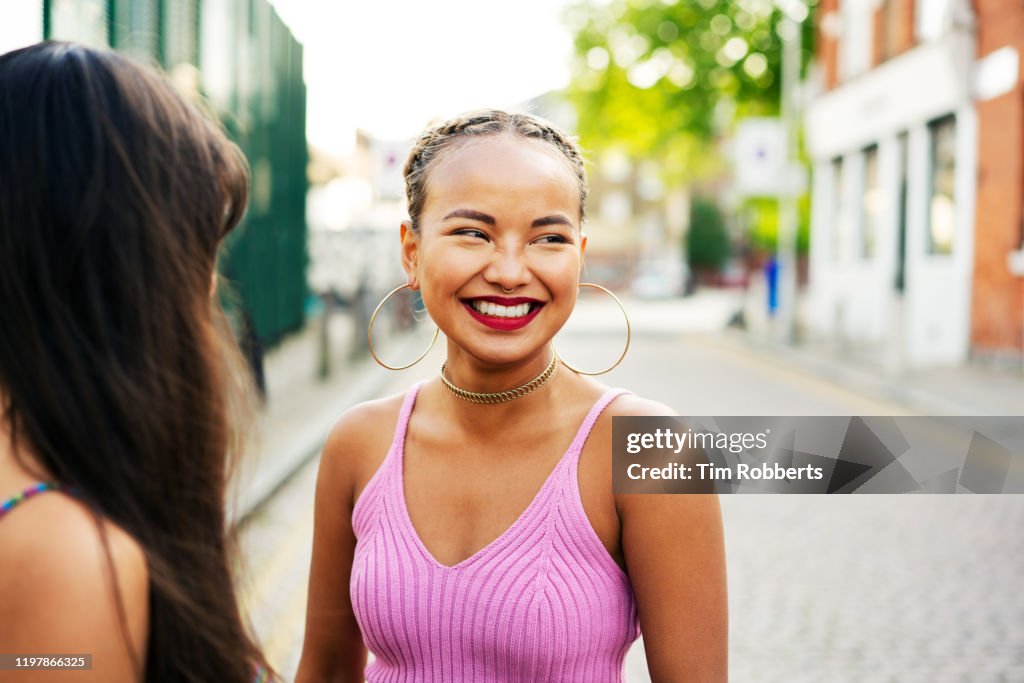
[442,209,574,228]
[530,214,574,228]
[443,209,495,224]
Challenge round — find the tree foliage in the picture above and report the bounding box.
[566,0,816,181]
[744,195,811,254]
[687,196,730,270]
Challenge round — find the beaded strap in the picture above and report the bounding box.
[440,353,557,404]
[0,482,64,519]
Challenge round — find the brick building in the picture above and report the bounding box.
[804,0,1024,369]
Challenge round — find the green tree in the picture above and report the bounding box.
[566,0,816,182]
[744,195,811,255]
[687,196,730,272]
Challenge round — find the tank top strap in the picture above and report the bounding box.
[0,482,66,521]
[391,380,425,455]
[385,380,424,486]
[562,388,633,470]
[351,381,425,533]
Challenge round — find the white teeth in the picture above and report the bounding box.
[471,301,532,318]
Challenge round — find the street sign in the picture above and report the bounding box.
[733,117,806,197]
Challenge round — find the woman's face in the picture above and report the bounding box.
[402,135,585,366]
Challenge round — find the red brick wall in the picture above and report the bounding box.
[894,0,915,56]
[873,0,917,67]
[972,1,1024,355]
[872,3,884,67]
[823,0,917,84]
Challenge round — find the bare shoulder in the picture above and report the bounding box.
[320,392,407,504]
[605,393,676,418]
[324,392,406,458]
[0,492,149,605]
[0,493,149,680]
[581,389,676,453]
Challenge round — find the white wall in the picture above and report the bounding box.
[903,105,976,366]
[806,33,977,367]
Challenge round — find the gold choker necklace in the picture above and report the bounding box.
[440,353,558,404]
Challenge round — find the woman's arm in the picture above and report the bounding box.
[620,491,728,681]
[612,398,728,682]
[295,407,376,683]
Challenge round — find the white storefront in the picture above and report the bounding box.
[804,1,978,368]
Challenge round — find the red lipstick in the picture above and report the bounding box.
[462,297,544,331]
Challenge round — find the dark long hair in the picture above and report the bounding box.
[0,42,269,682]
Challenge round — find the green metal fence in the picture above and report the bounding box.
[43,0,309,346]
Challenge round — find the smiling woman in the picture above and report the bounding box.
[296,110,728,683]
[406,129,583,368]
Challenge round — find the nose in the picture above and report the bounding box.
[483,245,532,293]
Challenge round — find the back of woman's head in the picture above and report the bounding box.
[0,42,266,682]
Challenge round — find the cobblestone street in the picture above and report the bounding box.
[721,495,1024,682]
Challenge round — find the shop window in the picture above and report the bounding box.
[830,157,844,261]
[861,145,880,259]
[926,115,956,255]
[894,133,909,292]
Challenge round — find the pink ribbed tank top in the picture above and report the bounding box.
[350,383,640,683]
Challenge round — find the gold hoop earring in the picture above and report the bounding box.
[367,284,439,370]
[554,282,631,376]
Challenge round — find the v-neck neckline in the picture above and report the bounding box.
[395,384,615,571]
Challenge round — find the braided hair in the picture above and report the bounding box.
[403,110,587,231]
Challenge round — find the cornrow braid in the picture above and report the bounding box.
[403,109,587,231]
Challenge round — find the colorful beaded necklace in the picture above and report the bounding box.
[0,482,64,519]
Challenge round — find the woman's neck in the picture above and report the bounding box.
[432,344,599,438]
[441,344,555,395]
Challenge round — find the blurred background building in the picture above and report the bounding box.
[4,0,1022,375]
[306,129,408,302]
[806,0,1024,369]
[562,0,1023,372]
